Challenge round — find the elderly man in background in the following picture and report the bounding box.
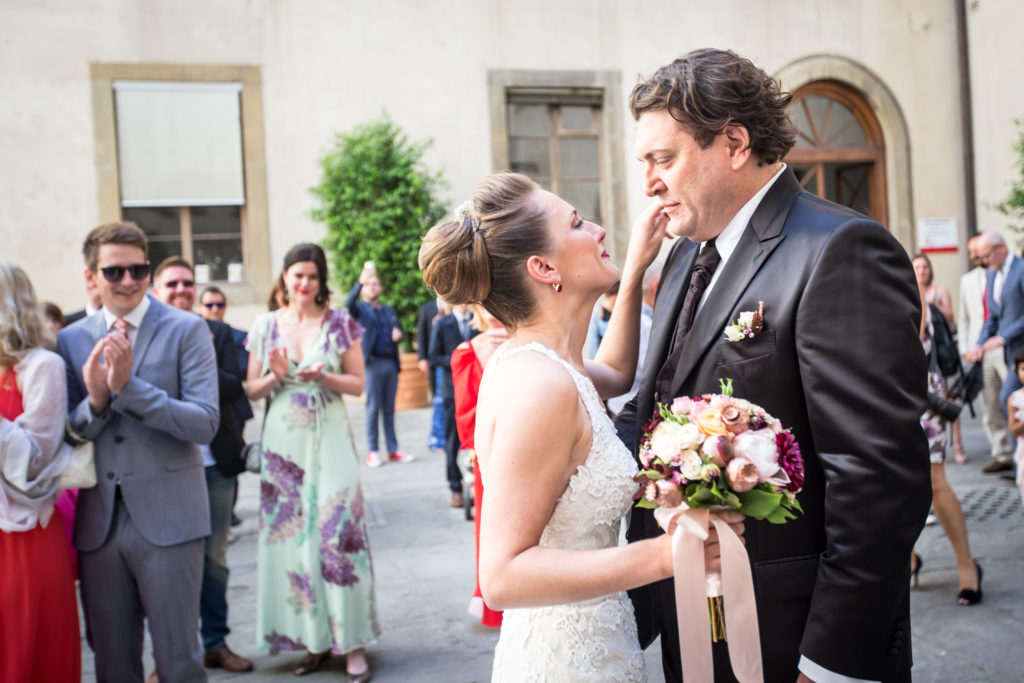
[972,231,1024,475]
[959,234,1014,470]
[151,258,254,675]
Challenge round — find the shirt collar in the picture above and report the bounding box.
[102,294,150,331]
[702,164,787,264]
[1001,252,1015,278]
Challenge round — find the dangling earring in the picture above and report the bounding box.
[552,282,563,293]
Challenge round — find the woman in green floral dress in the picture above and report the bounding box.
[246,243,379,680]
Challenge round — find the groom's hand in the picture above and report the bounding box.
[704,510,745,573]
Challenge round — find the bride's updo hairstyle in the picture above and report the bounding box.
[419,172,549,331]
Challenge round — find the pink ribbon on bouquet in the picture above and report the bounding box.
[653,505,764,683]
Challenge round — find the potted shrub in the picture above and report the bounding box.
[312,115,448,408]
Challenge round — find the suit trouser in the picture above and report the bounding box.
[365,357,399,453]
[80,497,206,683]
[200,465,235,652]
[981,350,1013,463]
[442,394,462,492]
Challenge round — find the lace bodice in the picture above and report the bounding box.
[486,342,646,682]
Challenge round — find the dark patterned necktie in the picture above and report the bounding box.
[653,240,721,402]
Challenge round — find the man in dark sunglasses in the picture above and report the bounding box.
[199,286,252,405]
[56,221,219,682]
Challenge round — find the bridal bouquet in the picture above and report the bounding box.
[633,379,804,681]
[633,378,804,522]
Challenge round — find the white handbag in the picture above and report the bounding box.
[58,425,97,490]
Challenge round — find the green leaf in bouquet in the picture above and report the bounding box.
[718,377,734,397]
[735,488,783,519]
[635,498,660,510]
[640,469,664,481]
[723,491,742,509]
[763,505,797,524]
[688,487,719,507]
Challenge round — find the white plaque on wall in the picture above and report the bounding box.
[917,217,959,253]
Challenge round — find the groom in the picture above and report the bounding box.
[615,49,931,682]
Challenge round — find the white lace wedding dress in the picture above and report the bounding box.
[488,342,647,683]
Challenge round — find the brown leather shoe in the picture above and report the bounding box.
[204,644,254,672]
[450,491,464,508]
[982,460,1014,474]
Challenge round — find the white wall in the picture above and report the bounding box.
[2,0,1021,324]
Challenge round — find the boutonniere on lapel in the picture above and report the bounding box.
[723,301,765,342]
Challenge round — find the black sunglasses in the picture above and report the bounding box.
[99,263,151,283]
[202,301,226,309]
[163,279,195,289]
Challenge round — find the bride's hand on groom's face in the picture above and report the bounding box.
[624,200,672,277]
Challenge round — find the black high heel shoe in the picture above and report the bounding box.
[957,560,983,606]
[910,552,923,588]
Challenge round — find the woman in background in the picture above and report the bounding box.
[451,304,507,627]
[246,244,378,680]
[913,284,982,605]
[0,264,80,682]
[913,253,965,464]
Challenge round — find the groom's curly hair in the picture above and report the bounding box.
[630,48,797,165]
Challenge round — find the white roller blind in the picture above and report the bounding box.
[114,81,245,207]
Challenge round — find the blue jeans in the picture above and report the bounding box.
[200,465,235,652]
[365,357,399,453]
[429,367,447,450]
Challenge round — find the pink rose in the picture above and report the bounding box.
[671,396,694,416]
[725,457,760,492]
[700,434,733,466]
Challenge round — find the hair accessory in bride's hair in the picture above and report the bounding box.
[455,200,473,219]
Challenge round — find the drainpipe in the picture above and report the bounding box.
[955,0,977,246]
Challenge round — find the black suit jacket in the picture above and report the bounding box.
[429,313,478,399]
[615,169,930,682]
[206,319,246,477]
[417,299,440,393]
[63,309,88,326]
[345,282,401,373]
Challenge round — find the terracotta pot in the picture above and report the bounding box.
[395,350,430,410]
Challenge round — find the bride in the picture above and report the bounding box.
[419,172,742,681]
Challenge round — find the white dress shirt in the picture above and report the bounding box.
[697,164,787,311]
[101,295,151,347]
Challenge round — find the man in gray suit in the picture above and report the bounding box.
[57,222,219,682]
[959,234,1014,469]
[973,230,1024,474]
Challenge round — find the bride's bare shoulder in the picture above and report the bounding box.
[477,350,577,419]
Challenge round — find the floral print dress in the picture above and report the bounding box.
[247,309,381,656]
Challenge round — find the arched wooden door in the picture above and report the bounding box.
[785,81,888,226]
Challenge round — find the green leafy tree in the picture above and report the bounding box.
[996,119,1024,248]
[312,116,448,347]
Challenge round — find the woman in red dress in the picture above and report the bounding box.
[451,305,507,627]
[0,264,81,682]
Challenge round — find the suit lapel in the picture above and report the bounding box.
[670,170,800,392]
[131,296,164,374]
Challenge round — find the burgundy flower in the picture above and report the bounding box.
[776,431,805,493]
[641,411,664,437]
[750,414,768,431]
